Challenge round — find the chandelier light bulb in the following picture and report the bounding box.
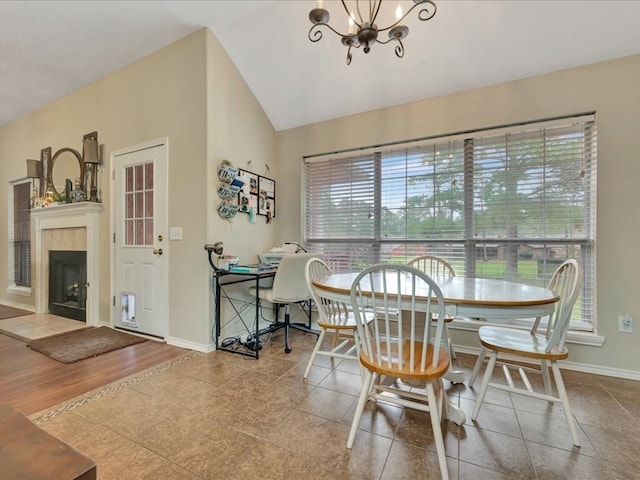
[396,5,403,21]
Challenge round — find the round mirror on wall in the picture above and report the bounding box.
[47,147,85,195]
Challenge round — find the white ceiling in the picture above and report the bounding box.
[2,1,640,131]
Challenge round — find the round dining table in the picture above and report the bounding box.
[312,272,559,425]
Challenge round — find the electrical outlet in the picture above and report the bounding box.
[618,314,634,333]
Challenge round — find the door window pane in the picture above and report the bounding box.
[123,162,155,246]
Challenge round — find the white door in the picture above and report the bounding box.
[112,142,167,338]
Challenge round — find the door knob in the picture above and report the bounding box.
[153,248,163,255]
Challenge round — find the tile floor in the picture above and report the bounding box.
[31,329,640,480]
[0,313,87,342]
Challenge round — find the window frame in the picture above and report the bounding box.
[303,114,598,340]
[7,178,33,296]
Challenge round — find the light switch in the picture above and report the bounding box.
[169,227,183,240]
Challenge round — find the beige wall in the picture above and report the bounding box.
[204,29,278,341]
[275,54,640,376]
[0,28,277,349]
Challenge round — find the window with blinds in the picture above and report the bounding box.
[8,180,32,288]
[303,114,596,330]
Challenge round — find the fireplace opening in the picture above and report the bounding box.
[49,251,87,322]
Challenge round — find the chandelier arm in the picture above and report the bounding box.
[377,0,437,33]
[341,1,361,27]
[393,38,405,58]
[369,0,383,26]
[308,22,350,42]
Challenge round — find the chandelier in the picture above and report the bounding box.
[308,0,437,65]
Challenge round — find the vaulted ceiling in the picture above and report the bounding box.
[2,1,640,131]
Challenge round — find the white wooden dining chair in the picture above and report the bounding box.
[303,258,372,380]
[406,255,457,359]
[348,264,452,480]
[469,259,583,446]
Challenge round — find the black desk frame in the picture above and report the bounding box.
[213,269,276,359]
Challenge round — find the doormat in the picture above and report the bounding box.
[0,305,32,320]
[27,327,147,364]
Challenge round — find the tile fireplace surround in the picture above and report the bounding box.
[31,202,103,326]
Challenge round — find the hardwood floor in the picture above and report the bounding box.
[0,332,188,416]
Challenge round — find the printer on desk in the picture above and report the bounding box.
[258,242,306,266]
[257,252,290,266]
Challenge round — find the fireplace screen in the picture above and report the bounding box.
[48,250,87,321]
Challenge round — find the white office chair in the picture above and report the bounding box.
[469,259,583,446]
[406,255,457,359]
[303,258,373,380]
[347,264,452,480]
[249,252,322,353]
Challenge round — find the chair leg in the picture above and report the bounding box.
[331,329,340,349]
[443,324,456,360]
[303,328,327,379]
[347,369,374,449]
[471,350,497,421]
[353,331,365,382]
[427,380,450,480]
[283,305,291,353]
[541,359,552,399]
[469,346,487,387]
[551,361,581,447]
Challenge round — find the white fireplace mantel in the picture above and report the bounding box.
[31,202,103,326]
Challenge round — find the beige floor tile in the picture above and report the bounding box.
[341,398,404,439]
[457,460,535,479]
[316,368,363,397]
[461,396,523,438]
[526,441,615,480]
[379,440,458,480]
[311,427,393,480]
[261,408,345,458]
[516,408,597,456]
[132,410,223,460]
[73,387,185,438]
[143,463,204,480]
[458,426,536,477]
[36,410,124,460]
[295,385,356,422]
[0,313,86,340]
[93,439,170,480]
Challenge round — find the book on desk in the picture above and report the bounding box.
[229,263,277,274]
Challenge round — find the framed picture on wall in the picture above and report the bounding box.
[238,169,258,196]
[237,169,259,214]
[258,175,275,218]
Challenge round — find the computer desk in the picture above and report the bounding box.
[213,268,277,359]
[205,245,276,359]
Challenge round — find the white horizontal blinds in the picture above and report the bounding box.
[10,182,32,287]
[305,153,375,239]
[378,142,466,267]
[304,153,376,271]
[472,120,596,326]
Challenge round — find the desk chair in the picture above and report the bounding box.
[347,264,452,480]
[406,255,457,359]
[303,258,373,380]
[469,259,583,446]
[249,252,322,353]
